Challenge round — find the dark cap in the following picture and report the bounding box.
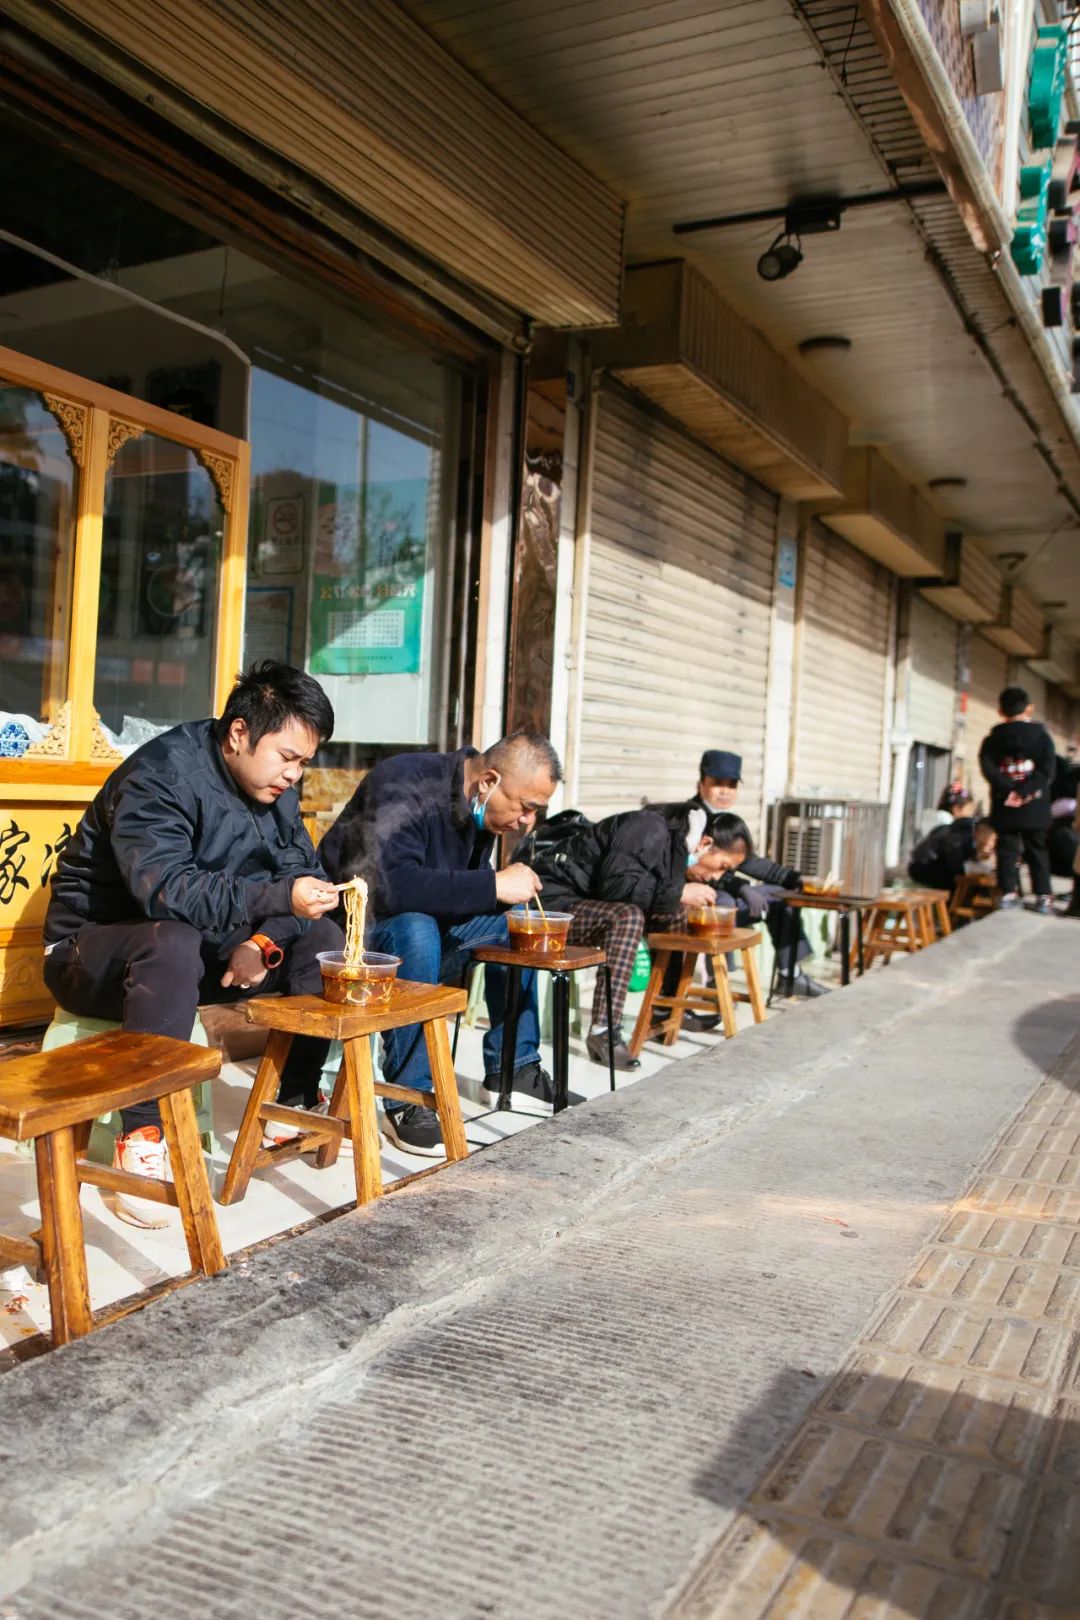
[699,749,742,782]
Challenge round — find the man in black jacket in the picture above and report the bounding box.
[979,686,1056,912]
[43,662,342,1215]
[320,732,560,1156]
[908,815,996,894]
[690,749,825,999]
[529,802,753,1064]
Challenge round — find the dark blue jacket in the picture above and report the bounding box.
[44,720,323,953]
[319,748,497,921]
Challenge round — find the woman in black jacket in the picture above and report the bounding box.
[530,803,752,1068]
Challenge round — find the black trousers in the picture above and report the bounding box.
[44,914,344,1132]
[996,828,1052,898]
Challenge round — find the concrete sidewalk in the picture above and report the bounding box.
[1,912,1077,1618]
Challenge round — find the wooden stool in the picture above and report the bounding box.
[950,872,998,923]
[860,891,946,965]
[908,888,952,942]
[219,980,468,1208]
[468,944,616,1112]
[0,1032,225,1346]
[628,928,765,1057]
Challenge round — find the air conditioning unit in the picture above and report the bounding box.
[771,797,888,898]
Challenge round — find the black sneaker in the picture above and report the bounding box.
[682,1012,721,1033]
[1034,895,1054,916]
[379,1104,445,1159]
[482,1061,583,1110]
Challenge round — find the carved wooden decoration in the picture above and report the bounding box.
[90,711,124,763]
[24,701,72,759]
[107,419,145,468]
[41,393,89,468]
[195,449,234,513]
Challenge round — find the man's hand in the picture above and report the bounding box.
[221,940,268,991]
[1004,791,1032,809]
[681,882,717,908]
[291,875,339,919]
[739,885,771,920]
[496,863,542,905]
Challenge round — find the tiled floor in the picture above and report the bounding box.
[0,971,777,1356]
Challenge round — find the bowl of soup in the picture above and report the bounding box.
[686,905,736,937]
[317,950,401,1007]
[507,907,573,955]
[801,879,842,897]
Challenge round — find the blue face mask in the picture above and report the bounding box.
[472,773,500,832]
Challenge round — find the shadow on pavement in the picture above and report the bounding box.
[1011,994,1080,1077]
[682,1364,1074,1618]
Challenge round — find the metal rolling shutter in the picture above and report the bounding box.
[794,522,892,800]
[962,633,1009,789]
[579,385,776,834]
[908,594,959,750]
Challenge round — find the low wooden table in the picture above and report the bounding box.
[950,872,998,922]
[629,927,765,1056]
[773,892,877,1000]
[0,1031,225,1346]
[470,944,615,1113]
[219,979,468,1207]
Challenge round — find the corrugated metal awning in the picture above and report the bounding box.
[8,0,624,331]
[591,262,848,501]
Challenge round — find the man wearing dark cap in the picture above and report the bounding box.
[689,749,826,1001]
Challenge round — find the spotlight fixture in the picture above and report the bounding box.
[757,235,803,281]
[797,335,853,355]
[756,199,844,284]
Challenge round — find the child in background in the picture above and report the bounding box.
[978,686,1056,914]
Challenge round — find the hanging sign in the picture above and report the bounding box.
[1028,24,1068,150]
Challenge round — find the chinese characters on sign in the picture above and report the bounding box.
[308,478,429,677]
[0,819,29,905]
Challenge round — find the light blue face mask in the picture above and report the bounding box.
[472,773,500,831]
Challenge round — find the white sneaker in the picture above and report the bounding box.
[111,1127,172,1229]
[262,1099,353,1154]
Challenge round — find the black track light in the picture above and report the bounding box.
[757,234,803,282]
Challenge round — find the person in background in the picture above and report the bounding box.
[528,803,753,1067]
[689,749,826,1000]
[1048,751,1080,889]
[909,815,996,895]
[934,783,978,826]
[978,685,1056,913]
[319,731,561,1157]
[43,662,342,1222]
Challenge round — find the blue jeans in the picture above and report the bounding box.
[371,911,540,1103]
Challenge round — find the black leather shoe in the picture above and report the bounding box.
[585,1030,640,1070]
[792,973,830,998]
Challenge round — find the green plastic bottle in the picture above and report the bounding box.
[628,941,652,993]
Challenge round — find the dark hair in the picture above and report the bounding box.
[215,661,334,749]
[484,729,563,784]
[937,782,973,813]
[999,685,1030,718]
[705,810,754,856]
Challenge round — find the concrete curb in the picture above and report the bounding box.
[0,912,1051,1590]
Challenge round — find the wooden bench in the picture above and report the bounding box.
[0,1032,225,1345]
[219,980,469,1208]
[628,927,765,1056]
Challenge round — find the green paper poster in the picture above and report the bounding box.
[309,476,428,676]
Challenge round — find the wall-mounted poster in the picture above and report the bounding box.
[246,585,294,666]
[308,476,428,676]
[261,493,304,575]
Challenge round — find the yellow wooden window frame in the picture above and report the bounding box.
[0,343,250,778]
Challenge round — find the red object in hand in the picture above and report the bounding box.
[250,932,285,970]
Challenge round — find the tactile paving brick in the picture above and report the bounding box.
[671,1053,1080,1619]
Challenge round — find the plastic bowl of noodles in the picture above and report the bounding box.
[686,904,736,937]
[507,907,572,955]
[317,950,401,1007]
[801,879,842,897]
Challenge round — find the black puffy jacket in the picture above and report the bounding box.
[528,803,694,916]
[44,719,324,954]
